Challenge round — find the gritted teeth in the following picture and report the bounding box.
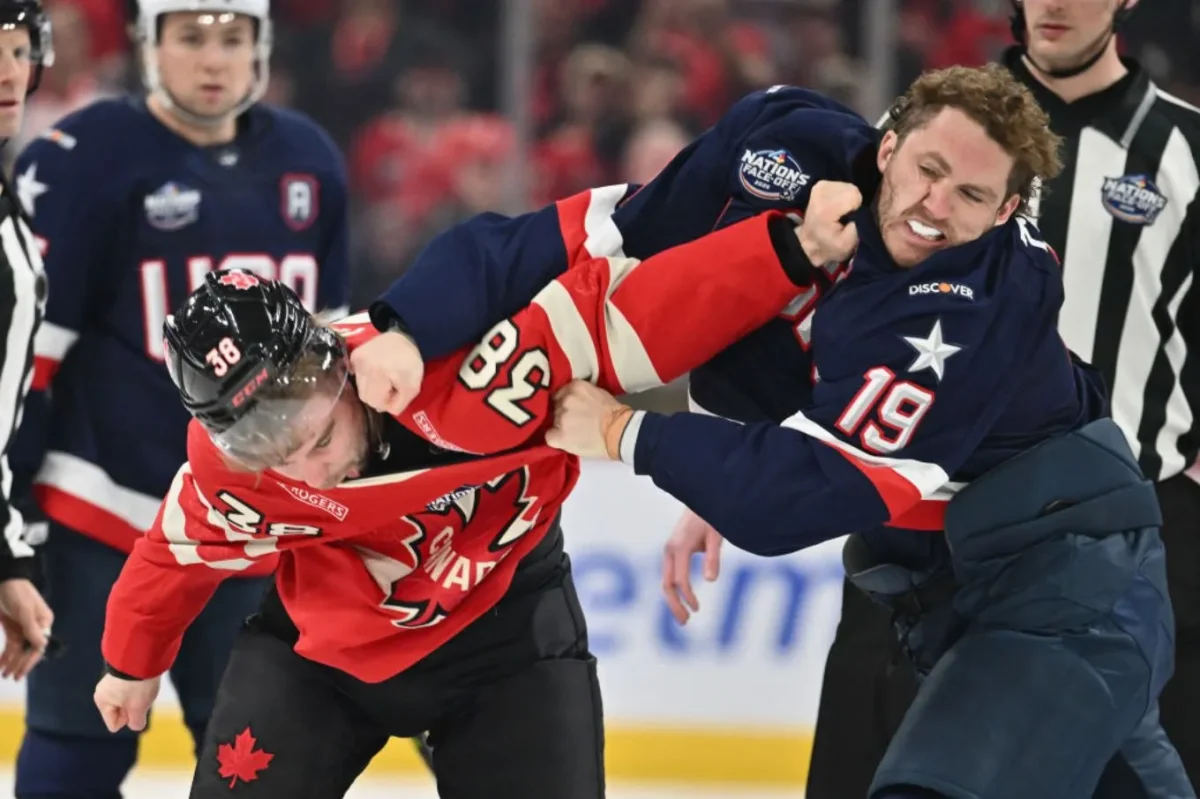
[907,219,944,240]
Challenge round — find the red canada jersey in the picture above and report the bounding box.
[102,213,804,682]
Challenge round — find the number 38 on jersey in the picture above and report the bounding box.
[458,319,551,427]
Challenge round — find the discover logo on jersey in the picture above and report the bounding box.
[909,281,975,301]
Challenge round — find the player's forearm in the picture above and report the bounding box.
[100,536,226,679]
[370,204,572,360]
[586,212,817,395]
[621,411,891,555]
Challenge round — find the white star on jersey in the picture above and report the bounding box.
[903,318,961,381]
[16,163,48,216]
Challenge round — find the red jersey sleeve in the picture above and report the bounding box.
[391,211,806,455]
[101,425,292,679]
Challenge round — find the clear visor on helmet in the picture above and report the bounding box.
[208,326,350,471]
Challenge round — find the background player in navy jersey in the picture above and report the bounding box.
[7,0,349,795]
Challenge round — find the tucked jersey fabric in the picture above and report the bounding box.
[100,213,809,683]
[374,84,1109,570]
[10,98,351,555]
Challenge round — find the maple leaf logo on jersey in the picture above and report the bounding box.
[426,467,541,554]
[216,727,273,788]
[358,467,541,629]
[218,271,260,290]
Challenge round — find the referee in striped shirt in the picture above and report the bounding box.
[0,0,58,682]
[806,0,1200,795]
[1010,0,1200,786]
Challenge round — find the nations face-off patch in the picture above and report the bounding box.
[1100,173,1168,225]
[739,148,811,202]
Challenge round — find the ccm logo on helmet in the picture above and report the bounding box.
[231,366,271,408]
[909,282,975,301]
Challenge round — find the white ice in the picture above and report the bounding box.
[0,768,805,798]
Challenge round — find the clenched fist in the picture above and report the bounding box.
[349,331,424,416]
[94,673,161,733]
[796,180,862,266]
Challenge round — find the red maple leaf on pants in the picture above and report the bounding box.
[216,727,274,788]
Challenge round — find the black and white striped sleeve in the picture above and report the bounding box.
[0,200,46,581]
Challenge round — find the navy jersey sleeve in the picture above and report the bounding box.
[624,238,1065,556]
[8,119,120,503]
[374,86,876,359]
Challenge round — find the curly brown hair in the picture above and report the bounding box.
[884,63,1063,217]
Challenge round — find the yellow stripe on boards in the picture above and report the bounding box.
[0,708,813,786]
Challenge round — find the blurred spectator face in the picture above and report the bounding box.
[563,46,628,123]
[155,12,257,119]
[0,27,32,138]
[631,60,684,122]
[456,158,507,213]
[1022,0,1126,72]
[447,118,515,213]
[396,66,464,118]
[791,11,841,64]
[875,108,1020,267]
[622,119,688,184]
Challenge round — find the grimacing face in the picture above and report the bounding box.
[155,11,256,120]
[1021,0,1125,74]
[875,107,1021,267]
[0,27,32,140]
[272,387,371,490]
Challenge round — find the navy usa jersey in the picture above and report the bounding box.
[10,98,350,553]
[626,210,1106,565]
[373,85,1107,567]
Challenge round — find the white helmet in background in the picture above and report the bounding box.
[135,0,272,125]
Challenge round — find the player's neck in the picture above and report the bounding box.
[1022,39,1128,104]
[147,93,238,147]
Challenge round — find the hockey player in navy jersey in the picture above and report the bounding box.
[354,65,1192,797]
[7,0,349,795]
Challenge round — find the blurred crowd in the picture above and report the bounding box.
[13,0,1200,311]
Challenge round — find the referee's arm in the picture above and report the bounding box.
[0,213,45,584]
[0,204,57,676]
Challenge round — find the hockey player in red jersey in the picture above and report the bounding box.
[11,0,352,793]
[92,212,814,797]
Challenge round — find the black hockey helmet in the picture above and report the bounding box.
[0,0,54,95]
[163,269,350,469]
[1010,0,1137,79]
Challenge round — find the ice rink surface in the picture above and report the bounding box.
[0,768,806,798]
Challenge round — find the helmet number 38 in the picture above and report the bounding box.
[206,336,242,377]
